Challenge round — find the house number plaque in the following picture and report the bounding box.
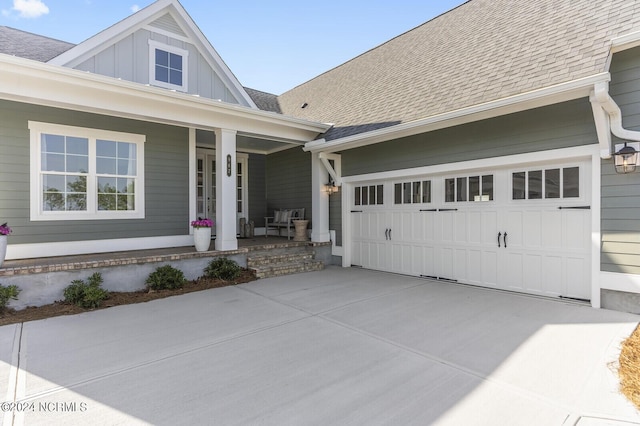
[226,154,232,177]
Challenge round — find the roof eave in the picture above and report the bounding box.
[0,54,330,141]
[304,73,611,153]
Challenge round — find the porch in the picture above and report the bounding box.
[0,237,332,310]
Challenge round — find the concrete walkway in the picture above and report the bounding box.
[1,267,639,425]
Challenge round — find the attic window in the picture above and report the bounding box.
[148,40,188,92]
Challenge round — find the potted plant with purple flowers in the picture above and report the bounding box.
[0,223,12,268]
[191,218,213,252]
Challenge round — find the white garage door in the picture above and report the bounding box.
[350,161,591,300]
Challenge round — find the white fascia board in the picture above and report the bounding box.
[0,55,329,142]
[304,73,611,154]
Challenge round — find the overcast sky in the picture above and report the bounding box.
[1,0,468,94]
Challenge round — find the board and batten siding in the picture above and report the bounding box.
[0,99,190,245]
[601,46,640,274]
[74,28,241,105]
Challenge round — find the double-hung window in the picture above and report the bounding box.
[30,122,145,220]
[149,40,188,92]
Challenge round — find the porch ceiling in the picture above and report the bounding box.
[196,129,304,154]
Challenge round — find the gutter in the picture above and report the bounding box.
[304,73,611,154]
[590,81,640,159]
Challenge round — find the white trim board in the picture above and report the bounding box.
[600,271,640,294]
[6,235,194,260]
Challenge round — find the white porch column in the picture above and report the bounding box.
[311,152,331,242]
[214,128,238,251]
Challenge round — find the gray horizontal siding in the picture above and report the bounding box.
[266,148,312,225]
[341,98,597,176]
[247,153,267,227]
[0,99,190,245]
[601,46,640,274]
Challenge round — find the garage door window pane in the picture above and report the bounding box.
[422,181,431,203]
[528,170,542,199]
[355,187,361,206]
[394,184,401,204]
[456,177,467,202]
[412,182,421,203]
[512,172,525,200]
[362,187,368,205]
[482,175,493,201]
[545,169,560,199]
[377,185,384,205]
[368,186,375,205]
[563,167,579,198]
[403,182,411,204]
[469,176,480,201]
[445,178,455,202]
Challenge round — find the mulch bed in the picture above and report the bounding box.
[0,269,256,327]
[619,323,640,410]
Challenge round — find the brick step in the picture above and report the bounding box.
[247,251,315,268]
[251,260,324,279]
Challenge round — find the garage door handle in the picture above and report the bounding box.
[558,206,590,210]
[385,228,389,240]
[351,210,363,213]
[498,232,502,248]
[438,208,458,212]
[503,232,507,248]
[389,229,392,240]
[420,209,438,212]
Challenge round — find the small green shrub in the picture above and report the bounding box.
[63,272,109,309]
[146,265,187,291]
[0,284,20,312]
[203,257,241,281]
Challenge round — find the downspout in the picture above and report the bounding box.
[588,80,640,309]
[590,81,640,158]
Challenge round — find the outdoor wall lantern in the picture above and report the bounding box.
[614,142,639,174]
[325,182,339,195]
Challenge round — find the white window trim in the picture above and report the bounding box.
[148,40,189,92]
[29,121,146,221]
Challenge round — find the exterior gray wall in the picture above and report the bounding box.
[247,153,267,227]
[601,46,640,274]
[341,98,597,176]
[75,27,242,105]
[329,194,342,246]
[265,148,312,227]
[0,99,190,245]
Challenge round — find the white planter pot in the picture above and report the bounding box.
[0,235,6,268]
[193,227,212,252]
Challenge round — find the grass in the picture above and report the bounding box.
[619,324,640,410]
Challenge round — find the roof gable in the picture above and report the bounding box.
[48,0,256,108]
[279,0,640,141]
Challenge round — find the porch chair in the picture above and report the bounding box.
[264,208,305,239]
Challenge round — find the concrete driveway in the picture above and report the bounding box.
[1,267,639,425]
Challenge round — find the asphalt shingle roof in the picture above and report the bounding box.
[277,0,640,141]
[0,26,74,62]
[244,87,282,113]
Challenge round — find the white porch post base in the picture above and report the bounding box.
[311,152,331,242]
[215,128,238,251]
